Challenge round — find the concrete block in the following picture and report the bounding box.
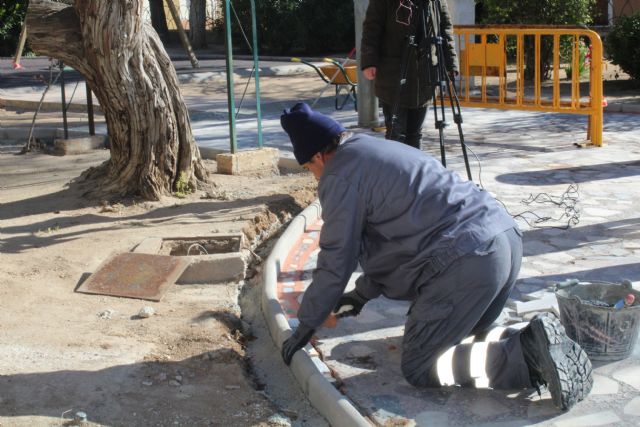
[278,156,304,172]
[132,235,246,284]
[53,135,107,155]
[216,147,279,175]
[522,288,555,301]
[133,237,163,254]
[514,294,559,316]
[178,252,245,284]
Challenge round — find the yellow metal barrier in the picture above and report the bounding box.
[453,25,604,146]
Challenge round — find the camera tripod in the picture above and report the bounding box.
[388,0,472,181]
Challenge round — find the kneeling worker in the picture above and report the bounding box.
[279,103,593,410]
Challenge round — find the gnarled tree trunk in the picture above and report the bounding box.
[26,0,208,200]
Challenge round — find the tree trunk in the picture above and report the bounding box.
[149,0,170,44]
[26,0,208,200]
[189,0,207,48]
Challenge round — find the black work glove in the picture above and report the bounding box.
[332,289,369,318]
[281,323,315,366]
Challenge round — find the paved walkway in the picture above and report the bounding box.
[272,130,640,426]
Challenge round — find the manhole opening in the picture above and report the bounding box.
[159,237,241,256]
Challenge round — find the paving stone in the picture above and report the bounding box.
[414,410,449,427]
[524,241,558,255]
[591,374,620,395]
[536,252,576,264]
[346,345,375,359]
[385,305,410,316]
[468,396,510,418]
[553,410,621,427]
[526,400,558,418]
[623,396,640,416]
[582,207,622,217]
[354,309,386,324]
[539,228,568,237]
[613,366,640,390]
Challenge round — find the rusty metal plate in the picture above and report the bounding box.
[76,252,190,301]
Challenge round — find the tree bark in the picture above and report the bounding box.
[26,0,208,200]
[189,0,208,48]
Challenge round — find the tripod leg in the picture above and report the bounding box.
[433,88,447,167]
[429,0,473,181]
[446,77,472,180]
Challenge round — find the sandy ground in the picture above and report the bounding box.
[0,141,329,426]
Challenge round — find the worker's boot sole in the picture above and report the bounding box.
[525,314,593,410]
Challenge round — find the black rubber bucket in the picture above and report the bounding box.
[555,280,640,361]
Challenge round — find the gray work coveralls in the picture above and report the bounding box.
[297,134,530,389]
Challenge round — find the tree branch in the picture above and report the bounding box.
[26,0,86,73]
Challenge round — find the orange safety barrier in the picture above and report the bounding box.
[452,25,604,146]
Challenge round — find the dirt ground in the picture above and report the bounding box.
[0,137,329,426]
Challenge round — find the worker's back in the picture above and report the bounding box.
[319,133,517,300]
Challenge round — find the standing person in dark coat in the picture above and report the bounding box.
[279,103,593,411]
[360,0,459,149]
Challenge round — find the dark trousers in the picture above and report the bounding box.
[381,102,428,149]
[401,227,530,390]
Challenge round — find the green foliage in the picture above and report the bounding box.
[606,13,640,80]
[477,0,595,80]
[231,0,355,55]
[478,0,594,25]
[565,39,591,80]
[0,0,27,57]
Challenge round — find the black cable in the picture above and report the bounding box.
[495,183,580,230]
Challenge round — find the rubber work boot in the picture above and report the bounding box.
[520,313,593,410]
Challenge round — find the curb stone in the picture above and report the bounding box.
[261,201,371,427]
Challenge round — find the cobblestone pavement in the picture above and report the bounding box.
[278,128,640,425]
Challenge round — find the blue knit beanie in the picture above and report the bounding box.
[280,103,346,165]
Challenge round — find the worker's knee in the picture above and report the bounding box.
[401,359,441,388]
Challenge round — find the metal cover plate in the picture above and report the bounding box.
[76,252,190,301]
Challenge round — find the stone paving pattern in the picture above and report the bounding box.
[277,122,640,425]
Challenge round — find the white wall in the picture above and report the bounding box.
[448,0,475,25]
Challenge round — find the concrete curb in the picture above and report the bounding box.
[261,201,371,427]
[605,102,640,114]
[0,126,98,141]
[0,97,101,113]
